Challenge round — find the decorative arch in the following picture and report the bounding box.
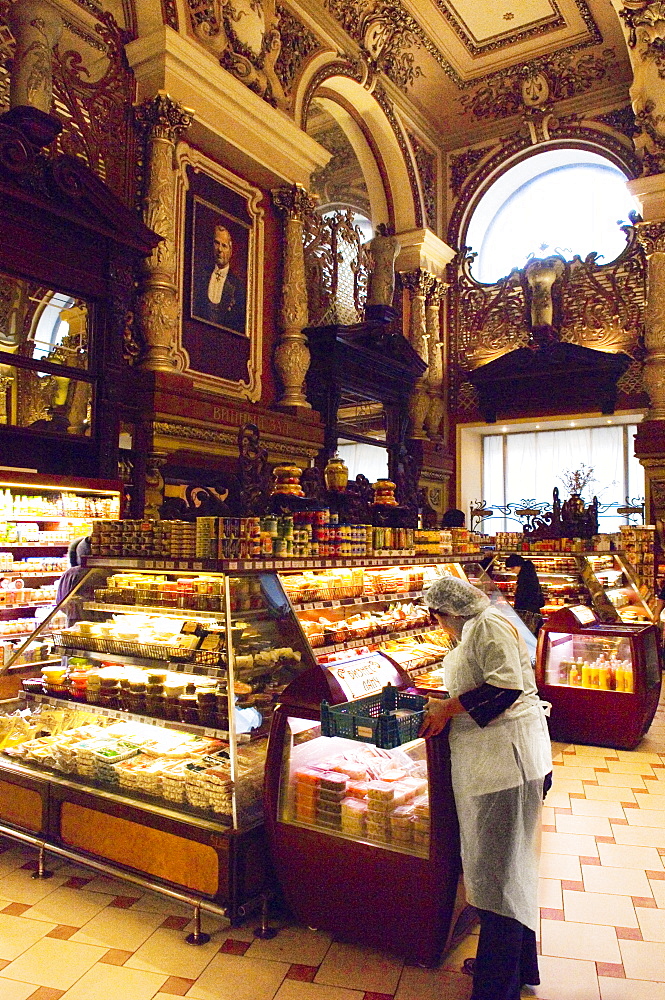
[296,63,421,233]
[448,127,642,253]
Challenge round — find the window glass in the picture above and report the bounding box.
[466,150,638,284]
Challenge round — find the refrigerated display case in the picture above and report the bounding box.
[536,605,661,749]
[490,552,654,625]
[0,561,314,918]
[263,663,464,966]
[0,472,122,687]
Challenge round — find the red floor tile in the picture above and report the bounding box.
[554,808,573,815]
[632,896,657,908]
[161,915,190,931]
[159,976,196,995]
[2,902,31,916]
[46,925,78,940]
[542,825,556,833]
[99,949,133,966]
[616,927,642,940]
[596,962,625,978]
[27,990,66,1000]
[0,958,9,970]
[623,803,639,808]
[219,938,250,955]
[613,818,630,825]
[595,836,616,844]
[647,870,665,880]
[561,880,584,891]
[110,895,141,908]
[363,994,395,1000]
[286,965,318,982]
[62,876,92,889]
[540,908,565,921]
[580,855,601,865]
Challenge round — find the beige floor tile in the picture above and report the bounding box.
[571,799,626,819]
[395,965,473,1000]
[625,808,665,828]
[71,906,165,951]
[582,864,653,897]
[0,869,69,905]
[556,814,612,837]
[638,793,665,809]
[585,785,636,803]
[562,889,637,927]
[539,878,563,910]
[246,926,332,966]
[543,792,571,809]
[650,880,665,908]
[617,751,663,764]
[561,756,608,770]
[597,772,647,790]
[186,952,289,1000]
[599,978,665,1000]
[636,906,665,942]
[0,911,57,960]
[0,936,107,990]
[531,955,600,1000]
[183,914,235,939]
[0,980,39,1000]
[125,927,220,980]
[611,823,665,848]
[542,831,598,857]
[540,918,620,963]
[314,941,403,994]
[597,842,664,871]
[550,776,585,794]
[79,876,137,896]
[274,983,365,1000]
[572,745,617,757]
[59,962,167,1000]
[607,761,655,776]
[439,932,477,972]
[129,892,193,917]
[619,938,665,980]
[0,853,37,879]
[553,766,597,783]
[539,853,582,881]
[23,887,115,926]
[542,805,555,826]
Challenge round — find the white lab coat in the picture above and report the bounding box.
[443,606,552,931]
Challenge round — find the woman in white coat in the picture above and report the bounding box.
[420,575,552,1000]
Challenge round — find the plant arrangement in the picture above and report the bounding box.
[559,464,595,497]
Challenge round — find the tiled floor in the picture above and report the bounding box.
[0,695,663,1000]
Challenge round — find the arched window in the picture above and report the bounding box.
[465,149,639,284]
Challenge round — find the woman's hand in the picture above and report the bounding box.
[419,696,463,738]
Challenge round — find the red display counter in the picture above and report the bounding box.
[263,656,464,967]
[536,605,661,750]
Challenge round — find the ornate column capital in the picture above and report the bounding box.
[426,276,449,306]
[401,268,435,300]
[271,184,317,221]
[134,91,194,143]
[636,219,665,254]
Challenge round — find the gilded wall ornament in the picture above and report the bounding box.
[162,0,179,30]
[186,0,288,109]
[407,130,436,231]
[302,208,371,326]
[636,220,665,255]
[274,5,320,96]
[592,105,640,139]
[460,49,617,121]
[324,0,423,90]
[448,145,493,198]
[7,2,62,113]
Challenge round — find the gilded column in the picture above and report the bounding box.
[424,278,447,441]
[402,269,433,439]
[134,92,193,372]
[144,451,168,521]
[271,184,316,409]
[7,1,62,113]
[637,221,665,419]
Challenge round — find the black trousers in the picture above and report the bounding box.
[471,909,539,1000]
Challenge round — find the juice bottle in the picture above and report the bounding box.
[615,662,624,692]
[569,661,581,686]
[599,661,610,690]
[581,660,591,687]
[622,661,634,693]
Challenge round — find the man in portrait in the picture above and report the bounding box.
[193,220,247,335]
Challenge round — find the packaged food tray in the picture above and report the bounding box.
[320,683,427,749]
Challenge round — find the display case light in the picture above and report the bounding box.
[0,480,120,495]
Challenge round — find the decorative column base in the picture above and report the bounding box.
[136,285,180,372]
[424,389,445,441]
[408,380,429,440]
[273,331,312,410]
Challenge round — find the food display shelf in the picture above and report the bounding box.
[19,691,237,743]
[1,517,101,523]
[86,555,481,573]
[0,602,52,612]
[52,633,224,671]
[83,602,227,621]
[315,625,434,657]
[0,571,61,579]
[292,590,424,612]
[2,544,72,549]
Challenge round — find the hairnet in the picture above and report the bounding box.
[425,575,490,617]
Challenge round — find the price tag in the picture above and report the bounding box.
[354,597,363,605]
[313,601,323,609]
[266,561,274,569]
[48,697,57,706]
[332,600,341,608]
[204,728,216,737]
[193,562,203,570]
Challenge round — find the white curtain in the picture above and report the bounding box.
[337,442,389,483]
[483,424,645,533]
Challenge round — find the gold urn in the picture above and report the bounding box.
[324,454,349,492]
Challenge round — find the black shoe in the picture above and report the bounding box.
[462,957,476,976]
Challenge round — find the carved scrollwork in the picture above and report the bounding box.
[324,0,423,90]
[452,252,528,370]
[134,92,194,144]
[302,208,372,326]
[636,219,665,255]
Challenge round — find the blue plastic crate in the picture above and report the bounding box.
[320,684,427,749]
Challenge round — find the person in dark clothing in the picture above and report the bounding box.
[56,537,91,626]
[442,508,466,528]
[505,553,544,634]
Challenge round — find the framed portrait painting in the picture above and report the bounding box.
[175,147,264,400]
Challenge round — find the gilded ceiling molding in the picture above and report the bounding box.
[447,144,494,199]
[460,48,619,122]
[161,0,179,31]
[374,83,423,228]
[185,0,288,109]
[591,105,640,140]
[323,0,423,90]
[431,0,600,57]
[407,130,437,231]
[298,58,366,126]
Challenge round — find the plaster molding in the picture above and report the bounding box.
[396,228,456,277]
[152,418,320,459]
[628,172,665,223]
[126,26,330,187]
